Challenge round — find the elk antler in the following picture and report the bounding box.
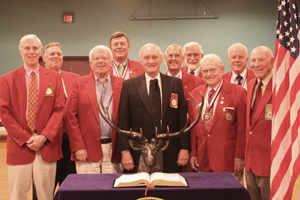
[156,92,203,140]
[97,92,143,140]
[98,91,203,141]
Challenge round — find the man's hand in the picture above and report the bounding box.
[190,156,199,171]
[26,135,47,152]
[177,149,189,166]
[75,149,88,162]
[121,151,135,171]
[234,158,245,176]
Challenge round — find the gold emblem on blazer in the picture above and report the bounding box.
[265,104,272,120]
[170,93,178,108]
[45,83,53,97]
[204,112,211,120]
[225,113,233,121]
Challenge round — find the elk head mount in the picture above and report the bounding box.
[98,92,202,173]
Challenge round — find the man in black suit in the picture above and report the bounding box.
[118,43,189,173]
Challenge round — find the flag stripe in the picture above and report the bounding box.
[271,0,300,199]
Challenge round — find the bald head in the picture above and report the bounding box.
[250,46,274,80]
[164,44,184,76]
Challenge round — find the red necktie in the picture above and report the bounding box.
[28,72,38,132]
[203,89,215,132]
[251,81,262,124]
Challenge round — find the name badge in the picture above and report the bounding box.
[45,83,53,97]
[170,93,178,108]
[265,104,272,120]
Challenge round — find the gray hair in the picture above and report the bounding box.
[182,42,203,55]
[227,43,248,56]
[139,43,163,59]
[89,45,113,61]
[200,54,223,69]
[19,34,42,50]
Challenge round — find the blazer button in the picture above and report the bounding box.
[60,125,63,128]
[97,138,100,141]
[249,131,253,135]
[207,134,211,137]
[98,125,100,129]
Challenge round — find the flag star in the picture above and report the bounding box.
[278,5,282,11]
[287,41,291,46]
[279,34,284,40]
[277,29,280,35]
[290,27,293,32]
[285,31,291,36]
[295,14,297,19]
[283,11,287,16]
[290,36,295,42]
[292,4,296,10]
[291,46,296,52]
[284,21,289,26]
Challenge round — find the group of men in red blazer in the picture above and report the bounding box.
[188,43,274,200]
[0,32,273,200]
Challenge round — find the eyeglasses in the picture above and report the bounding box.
[201,68,219,75]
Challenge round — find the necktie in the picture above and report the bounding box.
[203,89,215,132]
[251,81,263,124]
[28,72,38,132]
[119,64,124,76]
[149,79,161,134]
[190,71,195,75]
[236,75,243,85]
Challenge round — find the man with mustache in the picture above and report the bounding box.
[181,42,204,78]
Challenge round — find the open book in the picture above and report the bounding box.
[113,172,188,188]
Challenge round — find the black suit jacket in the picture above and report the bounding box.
[118,72,189,172]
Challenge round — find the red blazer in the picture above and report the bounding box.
[222,68,255,89]
[66,73,123,163]
[181,65,203,78]
[61,71,80,123]
[164,70,205,102]
[0,66,65,165]
[188,81,247,172]
[61,71,80,97]
[245,77,272,177]
[110,59,144,79]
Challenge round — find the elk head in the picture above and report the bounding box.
[98,92,203,172]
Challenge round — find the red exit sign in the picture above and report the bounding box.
[63,13,74,23]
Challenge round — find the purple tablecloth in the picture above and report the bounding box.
[53,172,250,200]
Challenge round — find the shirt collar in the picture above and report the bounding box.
[114,59,128,67]
[94,73,111,85]
[232,68,247,79]
[24,65,40,78]
[188,67,201,76]
[259,69,273,86]
[167,70,182,79]
[145,72,161,84]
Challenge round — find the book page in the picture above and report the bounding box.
[150,172,187,187]
[114,172,150,187]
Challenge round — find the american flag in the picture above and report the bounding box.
[271,0,300,199]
